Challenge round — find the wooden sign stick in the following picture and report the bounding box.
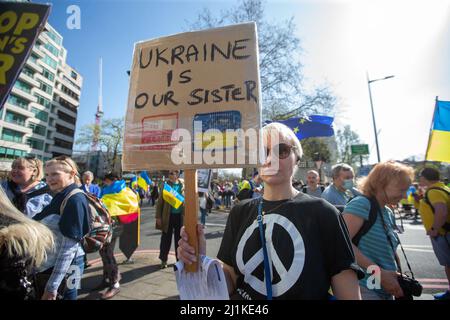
[184,169,199,272]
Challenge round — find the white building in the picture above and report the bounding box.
[0,23,82,172]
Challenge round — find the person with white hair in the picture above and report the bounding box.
[81,171,101,198]
[321,163,361,208]
[177,122,363,300]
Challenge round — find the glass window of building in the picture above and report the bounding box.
[14,80,32,93]
[42,67,55,81]
[34,94,52,109]
[43,54,57,70]
[38,80,53,95]
[29,122,46,136]
[27,138,45,151]
[46,29,62,46]
[5,111,26,126]
[22,67,34,78]
[0,147,27,160]
[1,128,24,143]
[31,107,49,122]
[7,94,29,109]
[44,42,59,57]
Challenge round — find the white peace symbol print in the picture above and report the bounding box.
[236,213,305,297]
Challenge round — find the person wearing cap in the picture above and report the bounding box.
[418,168,450,300]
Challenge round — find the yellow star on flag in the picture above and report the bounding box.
[299,118,306,124]
[293,127,299,134]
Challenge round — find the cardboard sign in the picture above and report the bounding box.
[0,2,51,109]
[123,23,262,171]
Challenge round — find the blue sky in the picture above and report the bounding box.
[33,0,450,163]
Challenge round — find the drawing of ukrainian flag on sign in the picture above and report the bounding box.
[193,111,242,151]
[163,183,185,209]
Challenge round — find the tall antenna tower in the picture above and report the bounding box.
[91,58,104,151]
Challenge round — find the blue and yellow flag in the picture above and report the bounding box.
[163,183,184,209]
[101,180,140,223]
[137,171,152,191]
[101,180,141,259]
[130,176,138,189]
[426,99,450,163]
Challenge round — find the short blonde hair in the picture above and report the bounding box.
[45,156,81,184]
[359,161,414,197]
[11,157,44,181]
[262,122,303,161]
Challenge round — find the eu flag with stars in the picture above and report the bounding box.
[276,115,335,140]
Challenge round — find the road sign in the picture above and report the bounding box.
[351,144,369,155]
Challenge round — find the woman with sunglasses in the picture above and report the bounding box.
[2,156,52,218]
[156,170,184,269]
[178,122,362,300]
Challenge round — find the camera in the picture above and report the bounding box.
[396,274,422,300]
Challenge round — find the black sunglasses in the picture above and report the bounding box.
[266,143,296,160]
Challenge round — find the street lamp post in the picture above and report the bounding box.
[367,72,394,163]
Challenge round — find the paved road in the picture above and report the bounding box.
[83,203,447,300]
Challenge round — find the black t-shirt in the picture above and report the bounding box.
[217,193,359,300]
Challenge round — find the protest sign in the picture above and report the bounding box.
[0,2,51,109]
[123,22,263,170]
[124,23,262,272]
[197,169,212,193]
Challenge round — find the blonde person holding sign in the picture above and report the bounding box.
[156,170,185,269]
[177,123,362,300]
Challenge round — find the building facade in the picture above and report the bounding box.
[0,23,82,172]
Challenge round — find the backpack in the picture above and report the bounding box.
[423,187,450,232]
[61,189,113,253]
[351,196,380,246]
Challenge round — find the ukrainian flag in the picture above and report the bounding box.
[101,180,141,259]
[130,176,138,189]
[101,180,140,224]
[426,99,450,163]
[137,171,152,191]
[162,183,184,209]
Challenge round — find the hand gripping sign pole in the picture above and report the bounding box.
[184,169,199,272]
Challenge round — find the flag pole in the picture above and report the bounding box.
[424,96,439,165]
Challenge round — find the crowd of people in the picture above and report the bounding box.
[178,123,450,301]
[0,122,449,301]
[0,156,141,300]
